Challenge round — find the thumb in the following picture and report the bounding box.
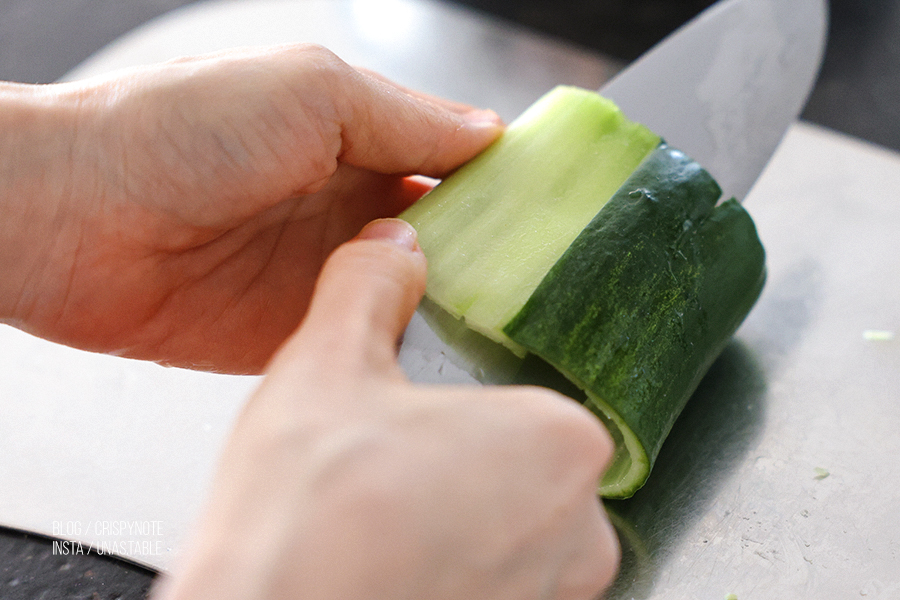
[279,218,427,381]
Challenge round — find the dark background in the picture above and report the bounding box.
[1,0,896,597]
[1,0,898,150]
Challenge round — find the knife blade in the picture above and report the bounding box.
[398,0,827,385]
[600,0,827,202]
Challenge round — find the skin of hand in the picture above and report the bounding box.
[1,43,621,597]
[153,218,620,600]
[0,44,502,373]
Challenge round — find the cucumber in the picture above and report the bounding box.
[401,86,766,498]
[401,86,660,353]
[504,145,766,497]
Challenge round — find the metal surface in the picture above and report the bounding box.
[0,0,898,596]
[600,0,827,201]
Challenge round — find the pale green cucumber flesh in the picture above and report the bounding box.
[585,393,649,498]
[503,144,766,498]
[401,86,660,352]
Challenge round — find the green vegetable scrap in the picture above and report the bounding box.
[863,329,894,341]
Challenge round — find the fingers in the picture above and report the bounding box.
[274,218,426,382]
[281,44,505,178]
[561,470,621,598]
[337,73,503,176]
[72,43,500,229]
[512,389,620,597]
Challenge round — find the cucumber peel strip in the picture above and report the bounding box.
[586,393,649,497]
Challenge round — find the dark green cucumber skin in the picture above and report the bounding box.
[503,144,766,467]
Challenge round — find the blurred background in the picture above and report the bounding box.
[1,0,898,151]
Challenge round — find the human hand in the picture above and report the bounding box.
[0,45,502,373]
[153,218,620,600]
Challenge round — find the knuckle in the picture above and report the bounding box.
[291,42,344,67]
[285,43,355,89]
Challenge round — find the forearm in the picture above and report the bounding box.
[0,81,86,324]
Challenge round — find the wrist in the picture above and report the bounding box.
[0,81,88,324]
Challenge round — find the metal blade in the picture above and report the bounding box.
[399,298,524,385]
[600,0,827,202]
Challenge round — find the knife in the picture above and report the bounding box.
[398,0,828,386]
[600,0,827,203]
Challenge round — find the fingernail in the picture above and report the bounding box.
[357,218,419,251]
[463,108,504,129]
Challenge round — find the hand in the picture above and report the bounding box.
[0,44,502,373]
[153,218,620,600]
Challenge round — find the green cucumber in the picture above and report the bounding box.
[503,145,766,497]
[401,86,766,498]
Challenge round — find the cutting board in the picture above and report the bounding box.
[1,1,898,597]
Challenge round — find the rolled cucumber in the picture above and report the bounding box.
[401,86,766,498]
